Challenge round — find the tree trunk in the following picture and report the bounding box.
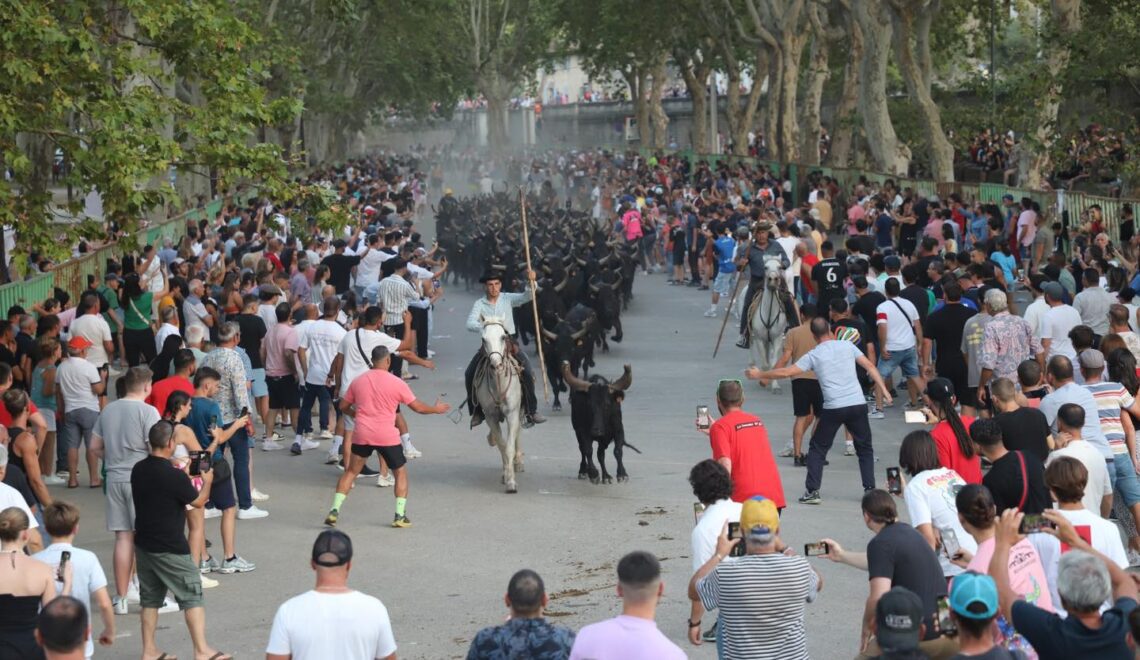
[889,0,953,181]
[677,55,711,152]
[799,30,829,165]
[623,69,650,145]
[725,49,768,156]
[827,6,863,167]
[478,70,512,152]
[648,57,670,149]
[853,0,910,175]
[1020,0,1080,189]
[764,56,779,161]
[776,32,807,164]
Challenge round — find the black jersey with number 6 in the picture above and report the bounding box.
[812,258,847,306]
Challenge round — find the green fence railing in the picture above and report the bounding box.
[0,190,250,314]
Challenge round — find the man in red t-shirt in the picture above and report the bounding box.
[324,346,449,529]
[703,380,785,507]
[145,350,196,417]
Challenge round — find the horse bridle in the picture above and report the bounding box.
[480,321,519,406]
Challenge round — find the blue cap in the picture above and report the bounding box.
[949,571,998,620]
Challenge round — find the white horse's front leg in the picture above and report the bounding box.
[769,336,786,393]
[502,415,521,493]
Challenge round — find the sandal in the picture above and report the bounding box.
[207,653,233,660]
[67,480,79,489]
[155,653,178,660]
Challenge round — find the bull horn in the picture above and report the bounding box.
[562,362,590,392]
[553,276,568,292]
[589,283,599,293]
[570,326,588,341]
[541,328,557,341]
[609,365,633,392]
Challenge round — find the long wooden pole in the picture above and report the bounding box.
[712,272,745,359]
[519,188,550,401]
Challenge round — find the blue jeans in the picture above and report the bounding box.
[299,383,332,435]
[224,426,251,509]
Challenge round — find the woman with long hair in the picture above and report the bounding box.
[120,272,167,367]
[954,484,1053,657]
[221,271,243,317]
[30,336,61,482]
[923,377,981,483]
[0,505,68,658]
[897,430,977,578]
[161,392,221,589]
[149,334,184,379]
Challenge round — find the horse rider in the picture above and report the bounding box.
[736,219,791,349]
[465,270,548,429]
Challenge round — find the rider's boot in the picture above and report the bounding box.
[519,365,546,428]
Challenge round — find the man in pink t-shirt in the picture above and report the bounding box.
[323,346,449,529]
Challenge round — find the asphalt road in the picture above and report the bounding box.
[61,266,922,660]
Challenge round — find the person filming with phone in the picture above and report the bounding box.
[817,490,954,658]
[697,379,784,508]
[989,508,1138,659]
[688,497,820,659]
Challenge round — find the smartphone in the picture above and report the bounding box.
[1018,514,1057,534]
[188,450,210,476]
[936,595,957,636]
[727,522,746,557]
[239,406,249,418]
[904,410,926,424]
[693,502,706,523]
[804,542,830,557]
[696,405,711,430]
[940,528,961,559]
[57,550,70,582]
[886,467,903,494]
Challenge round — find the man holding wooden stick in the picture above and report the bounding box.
[463,270,548,429]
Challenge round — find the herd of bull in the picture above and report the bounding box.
[436,191,641,487]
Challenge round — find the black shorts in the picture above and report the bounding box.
[266,374,300,409]
[672,245,686,265]
[792,379,823,417]
[208,474,236,511]
[350,443,407,470]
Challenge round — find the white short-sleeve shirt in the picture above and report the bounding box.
[265,590,396,660]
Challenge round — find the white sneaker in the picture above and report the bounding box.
[158,597,180,614]
[324,450,340,465]
[251,488,270,502]
[237,505,269,520]
[55,470,69,478]
[203,507,222,520]
[703,309,716,317]
[778,447,794,458]
[125,584,140,604]
[402,441,422,459]
[319,430,334,440]
[261,439,284,451]
[200,574,219,589]
[868,408,885,420]
[377,472,395,488]
[300,438,321,451]
[42,474,67,486]
[113,598,129,616]
[844,443,856,456]
[267,432,282,441]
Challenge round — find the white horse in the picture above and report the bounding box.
[475,316,525,493]
[749,256,790,393]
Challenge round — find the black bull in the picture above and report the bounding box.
[563,363,639,484]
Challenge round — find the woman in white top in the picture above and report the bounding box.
[897,430,977,577]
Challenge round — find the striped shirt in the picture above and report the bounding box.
[696,553,819,659]
[1084,381,1135,455]
[379,274,419,327]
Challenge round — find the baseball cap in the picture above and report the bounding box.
[924,377,955,402]
[949,571,998,620]
[311,529,353,567]
[739,497,779,536]
[67,336,93,351]
[884,255,901,270]
[875,587,924,652]
[1078,348,1105,370]
[1042,281,1064,300]
[104,272,123,282]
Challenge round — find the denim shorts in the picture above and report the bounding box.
[1113,455,1140,507]
[250,367,268,398]
[878,346,920,379]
